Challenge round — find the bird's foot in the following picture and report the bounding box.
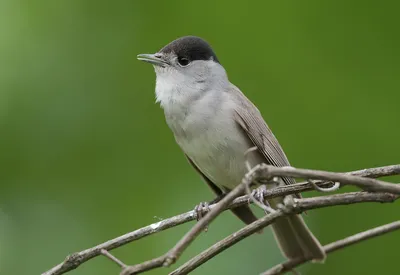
[276,196,296,214]
[194,201,210,221]
[193,194,226,232]
[193,201,211,232]
[250,185,276,214]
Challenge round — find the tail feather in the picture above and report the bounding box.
[272,214,326,262]
[231,205,259,225]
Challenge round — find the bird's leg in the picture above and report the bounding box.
[251,184,268,205]
[250,184,276,214]
[193,194,226,231]
[276,195,296,214]
[194,201,210,221]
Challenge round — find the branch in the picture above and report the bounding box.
[42,164,400,275]
[345,164,400,178]
[261,220,400,275]
[260,165,400,194]
[169,192,398,275]
[41,211,196,275]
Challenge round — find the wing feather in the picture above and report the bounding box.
[230,85,297,188]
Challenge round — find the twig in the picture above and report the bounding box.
[42,164,400,275]
[42,211,195,275]
[100,250,127,269]
[345,164,400,178]
[169,192,398,275]
[260,164,400,194]
[261,220,400,275]
[307,179,340,192]
[119,256,167,275]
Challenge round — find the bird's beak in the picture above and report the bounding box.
[137,53,169,67]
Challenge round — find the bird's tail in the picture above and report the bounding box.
[271,214,326,262]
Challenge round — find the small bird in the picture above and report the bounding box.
[137,36,326,262]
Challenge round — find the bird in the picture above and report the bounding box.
[137,36,326,262]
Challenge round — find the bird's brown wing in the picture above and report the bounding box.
[230,85,301,198]
[185,154,259,225]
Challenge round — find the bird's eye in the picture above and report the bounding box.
[177,57,190,67]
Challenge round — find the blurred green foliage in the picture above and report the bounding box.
[1,1,399,274]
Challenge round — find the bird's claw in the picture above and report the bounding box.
[251,185,266,204]
[194,202,211,232]
[250,185,276,214]
[277,196,296,213]
[194,201,210,221]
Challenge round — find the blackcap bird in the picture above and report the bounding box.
[137,36,325,262]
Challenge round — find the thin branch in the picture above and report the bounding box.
[119,256,167,275]
[260,164,400,199]
[307,179,341,192]
[170,192,398,275]
[261,220,400,275]
[100,250,127,269]
[42,164,400,275]
[42,211,195,275]
[345,164,400,178]
[260,164,400,194]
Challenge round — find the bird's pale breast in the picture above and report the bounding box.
[173,105,263,190]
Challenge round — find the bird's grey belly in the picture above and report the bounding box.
[176,124,264,190]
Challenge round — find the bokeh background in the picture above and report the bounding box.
[1,1,399,275]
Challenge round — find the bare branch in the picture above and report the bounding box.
[42,164,400,275]
[42,211,195,275]
[119,256,167,275]
[253,164,400,199]
[170,192,398,275]
[260,164,400,194]
[345,164,400,178]
[100,250,127,269]
[261,221,400,275]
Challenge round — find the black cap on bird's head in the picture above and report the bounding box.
[159,36,220,64]
[137,36,220,67]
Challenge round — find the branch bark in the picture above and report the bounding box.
[42,164,400,275]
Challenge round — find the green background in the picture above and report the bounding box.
[1,1,399,275]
